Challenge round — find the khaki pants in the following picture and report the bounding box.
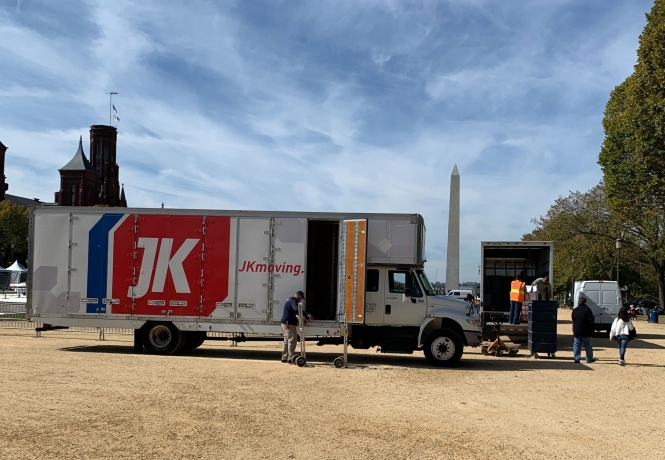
[281,323,297,360]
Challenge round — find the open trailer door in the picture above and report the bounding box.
[339,219,367,324]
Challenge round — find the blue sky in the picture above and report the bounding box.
[0,0,654,282]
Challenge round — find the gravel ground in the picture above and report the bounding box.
[1,310,664,460]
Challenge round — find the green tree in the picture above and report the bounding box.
[523,184,658,300]
[598,0,665,307]
[0,201,29,267]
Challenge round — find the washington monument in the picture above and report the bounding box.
[445,164,460,292]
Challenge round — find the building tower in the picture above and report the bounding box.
[445,164,460,293]
[0,140,8,201]
[55,136,99,206]
[55,126,126,207]
[89,125,121,206]
[120,184,127,207]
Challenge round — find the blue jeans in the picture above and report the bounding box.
[617,334,630,361]
[573,336,593,362]
[509,301,522,324]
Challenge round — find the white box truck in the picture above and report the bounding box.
[27,208,481,367]
[573,280,621,332]
[479,241,554,341]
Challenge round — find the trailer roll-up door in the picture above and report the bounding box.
[339,219,367,324]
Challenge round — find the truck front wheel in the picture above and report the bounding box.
[141,322,184,355]
[424,329,463,367]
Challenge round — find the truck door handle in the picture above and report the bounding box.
[385,305,391,314]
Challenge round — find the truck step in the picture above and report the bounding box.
[378,347,414,354]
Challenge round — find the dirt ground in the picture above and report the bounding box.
[1,310,664,460]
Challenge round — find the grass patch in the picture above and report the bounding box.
[0,312,26,319]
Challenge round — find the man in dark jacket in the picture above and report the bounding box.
[280,291,313,363]
[571,297,597,363]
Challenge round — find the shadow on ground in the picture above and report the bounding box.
[58,342,650,372]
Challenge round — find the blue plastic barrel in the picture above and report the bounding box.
[648,311,659,323]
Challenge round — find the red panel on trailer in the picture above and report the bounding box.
[111,214,230,317]
[201,216,231,317]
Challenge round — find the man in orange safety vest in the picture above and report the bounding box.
[509,275,528,324]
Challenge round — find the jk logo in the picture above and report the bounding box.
[129,238,199,298]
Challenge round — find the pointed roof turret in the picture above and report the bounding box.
[120,183,127,207]
[451,164,459,176]
[60,136,97,172]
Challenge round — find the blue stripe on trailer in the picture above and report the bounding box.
[86,214,124,313]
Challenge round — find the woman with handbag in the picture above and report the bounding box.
[609,307,636,366]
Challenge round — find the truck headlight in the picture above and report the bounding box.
[466,319,480,327]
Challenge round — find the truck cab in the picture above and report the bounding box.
[350,265,481,366]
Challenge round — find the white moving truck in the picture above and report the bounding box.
[445,289,474,300]
[573,280,621,332]
[479,241,554,341]
[28,208,481,367]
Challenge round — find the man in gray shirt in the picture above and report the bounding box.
[531,276,552,301]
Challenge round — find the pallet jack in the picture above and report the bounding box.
[291,304,354,369]
[333,313,349,369]
[481,315,519,357]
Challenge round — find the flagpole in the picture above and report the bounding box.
[107,92,117,126]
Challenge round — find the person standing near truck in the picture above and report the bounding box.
[509,275,527,324]
[609,306,635,366]
[531,276,552,300]
[280,291,313,363]
[572,297,597,363]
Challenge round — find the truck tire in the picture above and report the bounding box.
[141,322,185,355]
[423,329,463,367]
[180,331,206,352]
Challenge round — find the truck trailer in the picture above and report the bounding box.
[479,241,554,341]
[28,207,482,367]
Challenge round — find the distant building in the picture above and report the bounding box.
[55,125,127,207]
[460,281,480,296]
[0,140,8,201]
[4,195,45,207]
[0,140,46,207]
[432,281,446,295]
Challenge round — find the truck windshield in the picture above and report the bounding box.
[416,270,435,296]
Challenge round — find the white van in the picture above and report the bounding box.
[446,289,474,300]
[574,280,621,332]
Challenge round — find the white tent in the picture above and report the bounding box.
[5,260,27,285]
[6,261,26,271]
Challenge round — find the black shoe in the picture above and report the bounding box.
[281,359,288,363]
[574,360,580,363]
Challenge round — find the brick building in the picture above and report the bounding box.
[0,140,9,201]
[55,125,127,207]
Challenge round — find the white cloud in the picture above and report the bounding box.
[371,50,392,68]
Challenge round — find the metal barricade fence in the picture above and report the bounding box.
[0,302,34,331]
[0,302,279,342]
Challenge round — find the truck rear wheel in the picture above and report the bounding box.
[424,329,463,367]
[141,322,184,355]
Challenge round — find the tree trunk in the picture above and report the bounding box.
[656,264,665,310]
